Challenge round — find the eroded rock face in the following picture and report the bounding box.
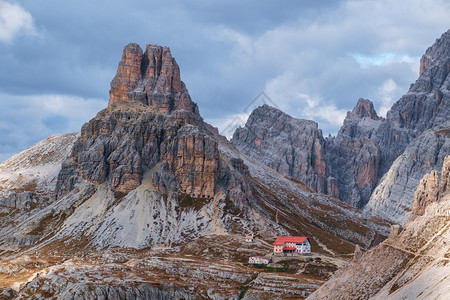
[234,30,450,215]
[0,192,34,210]
[365,30,450,222]
[56,106,219,199]
[232,99,406,208]
[387,29,450,135]
[109,43,199,116]
[409,155,450,221]
[410,170,439,219]
[232,105,330,196]
[364,123,450,224]
[307,157,450,300]
[57,43,220,200]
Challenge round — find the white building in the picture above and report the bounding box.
[273,236,311,255]
[249,256,271,265]
[245,234,254,242]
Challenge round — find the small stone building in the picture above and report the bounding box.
[249,256,271,265]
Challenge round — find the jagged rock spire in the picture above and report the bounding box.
[351,98,380,120]
[109,43,199,116]
[419,29,450,76]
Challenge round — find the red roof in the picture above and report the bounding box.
[283,247,296,250]
[273,236,308,246]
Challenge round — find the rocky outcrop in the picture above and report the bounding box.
[56,106,219,199]
[410,170,439,219]
[234,30,450,215]
[307,157,450,300]
[0,191,34,210]
[409,155,450,221]
[390,30,450,134]
[328,99,386,208]
[364,122,450,223]
[389,225,402,238]
[57,43,219,200]
[232,105,331,197]
[109,43,199,117]
[18,278,194,299]
[439,153,450,200]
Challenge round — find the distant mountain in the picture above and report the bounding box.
[364,29,450,223]
[232,29,450,223]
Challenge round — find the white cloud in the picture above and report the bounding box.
[0,1,36,43]
[378,79,403,117]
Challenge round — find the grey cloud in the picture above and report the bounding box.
[0,0,449,161]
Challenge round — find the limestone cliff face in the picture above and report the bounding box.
[232,105,332,197]
[388,30,450,134]
[328,98,385,208]
[364,28,450,223]
[409,155,450,220]
[364,122,450,223]
[109,43,199,116]
[409,170,439,220]
[234,29,450,216]
[232,98,406,208]
[56,106,219,199]
[57,43,220,201]
[307,156,450,300]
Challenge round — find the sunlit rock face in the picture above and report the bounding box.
[409,155,450,221]
[308,155,450,300]
[109,43,199,116]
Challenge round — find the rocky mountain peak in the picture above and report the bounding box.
[108,43,199,116]
[350,98,380,120]
[385,29,450,136]
[232,104,332,197]
[419,29,450,76]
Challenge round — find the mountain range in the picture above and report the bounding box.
[0,30,448,299]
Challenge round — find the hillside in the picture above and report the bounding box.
[307,156,450,300]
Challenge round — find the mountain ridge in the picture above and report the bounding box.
[232,29,450,222]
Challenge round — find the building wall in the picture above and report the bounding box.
[295,240,311,253]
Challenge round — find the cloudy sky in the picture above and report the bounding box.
[0,0,449,161]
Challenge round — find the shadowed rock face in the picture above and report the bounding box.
[233,29,450,215]
[231,99,398,208]
[109,43,199,116]
[231,105,333,197]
